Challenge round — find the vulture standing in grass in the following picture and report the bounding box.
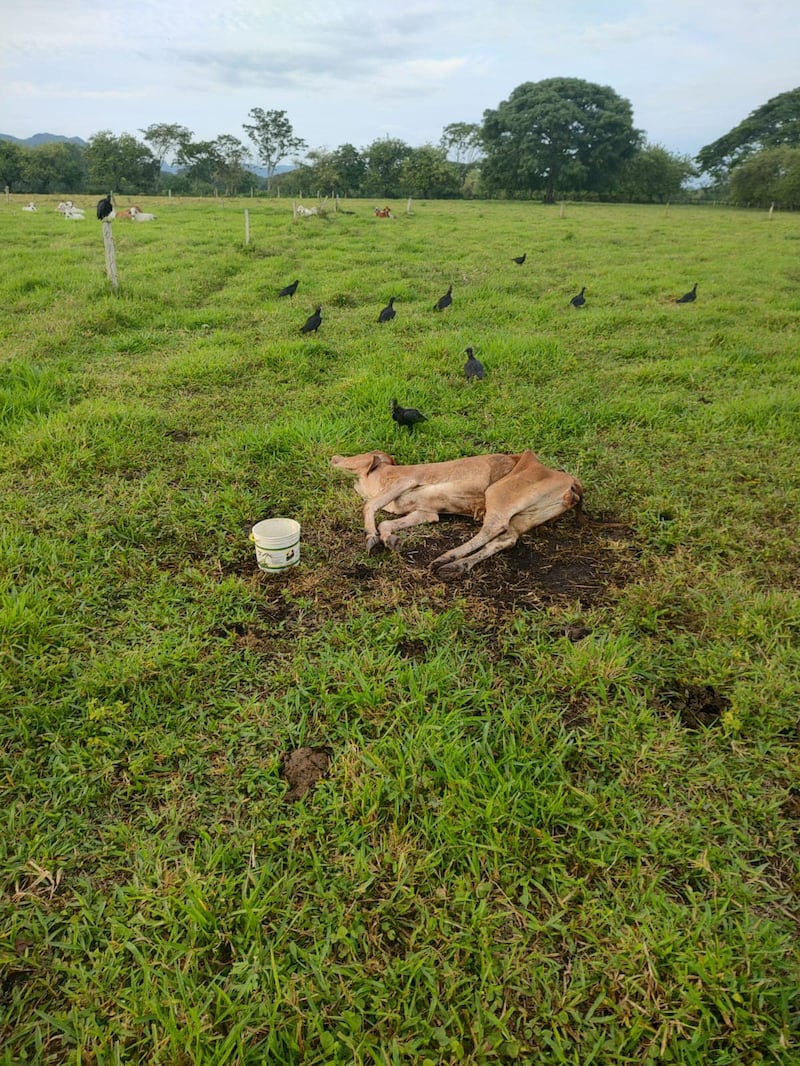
[570,286,587,308]
[434,285,453,311]
[511,253,526,265]
[300,306,322,333]
[464,347,485,381]
[392,398,427,432]
[676,283,698,303]
[96,192,113,221]
[378,297,397,323]
[278,279,299,298]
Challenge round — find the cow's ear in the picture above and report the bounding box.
[368,452,394,473]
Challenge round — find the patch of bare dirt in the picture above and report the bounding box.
[280,746,332,802]
[656,683,730,729]
[222,512,639,652]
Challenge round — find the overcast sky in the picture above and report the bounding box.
[2,0,798,161]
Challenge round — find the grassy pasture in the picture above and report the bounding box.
[1,193,799,1064]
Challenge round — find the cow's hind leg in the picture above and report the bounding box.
[431,515,508,569]
[377,510,439,550]
[436,529,520,580]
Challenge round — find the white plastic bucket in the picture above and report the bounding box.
[250,518,301,573]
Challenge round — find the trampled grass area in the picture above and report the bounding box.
[1,193,799,1064]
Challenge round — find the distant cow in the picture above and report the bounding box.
[57,200,85,220]
[130,206,156,222]
[374,206,393,218]
[22,202,37,212]
[332,449,584,579]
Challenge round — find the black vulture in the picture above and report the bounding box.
[676,283,698,303]
[378,297,396,323]
[570,286,586,308]
[511,253,526,265]
[278,279,299,298]
[96,192,113,221]
[300,306,322,333]
[434,285,453,311]
[392,398,427,431]
[464,347,485,381]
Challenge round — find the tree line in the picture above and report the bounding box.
[1,81,798,207]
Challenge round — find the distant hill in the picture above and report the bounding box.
[0,133,87,148]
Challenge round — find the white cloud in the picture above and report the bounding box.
[1,0,799,156]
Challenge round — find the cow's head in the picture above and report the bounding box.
[330,451,396,477]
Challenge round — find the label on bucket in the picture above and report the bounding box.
[251,518,301,573]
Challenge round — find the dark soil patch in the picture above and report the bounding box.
[391,513,635,609]
[395,638,428,660]
[781,789,800,822]
[165,429,196,443]
[657,683,730,729]
[280,746,332,802]
[220,512,638,648]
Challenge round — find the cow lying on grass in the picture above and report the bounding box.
[331,449,584,579]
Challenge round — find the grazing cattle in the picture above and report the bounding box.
[129,206,156,221]
[295,204,318,217]
[56,201,84,218]
[332,449,584,579]
[22,202,37,211]
[374,206,393,218]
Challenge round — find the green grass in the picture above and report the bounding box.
[1,193,799,1064]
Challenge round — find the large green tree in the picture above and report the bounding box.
[697,87,800,176]
[20,141,86,194]
[209,135,250,195]
[242,109,306,191]
[362,137,411,198]
[729,146,800,208]
[140,123,193,186]
[439,122,483,166]
[0,139,25,190]
[481,77,642,202]
[399,145,461,198]
[615,143,696,203]
[85,131,159,193]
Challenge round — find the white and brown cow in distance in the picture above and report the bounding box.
[331,449,585,579]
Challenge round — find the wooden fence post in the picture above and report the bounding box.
[102,220,119,292]
[244,208,250,244]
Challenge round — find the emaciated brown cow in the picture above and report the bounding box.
[331,449,584,579]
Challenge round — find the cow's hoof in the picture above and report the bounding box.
[366,535,383,555]
[436,561,466,581]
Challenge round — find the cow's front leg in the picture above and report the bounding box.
[361,478,418,553]
[378,509,440,550]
